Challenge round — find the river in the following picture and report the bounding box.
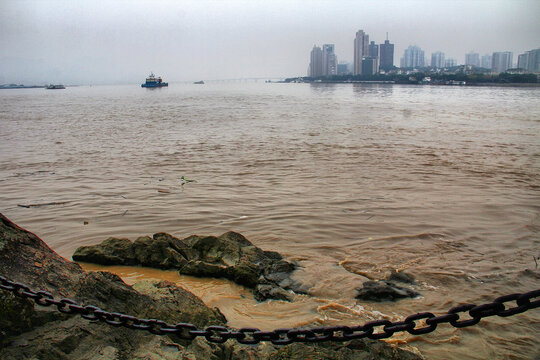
[1,82,539,359]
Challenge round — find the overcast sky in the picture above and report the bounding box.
[1,0,539,84]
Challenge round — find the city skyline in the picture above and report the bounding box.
[310,34,534,76]
[1,0,539,84]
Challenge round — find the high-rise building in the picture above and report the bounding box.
[517,48,540,72]
[527,49,540,73]
[400,45,425,68]
[368,41,379,58]
[379,38,394,71]
[431,51,445,68]
[362,57,378,75]
[322,44,337,76]
[518,53,529,70]
[491,52,513,73]
[465,52,480,67]
[309,45,323,77]
[445,58,457,67]
[481,54,492,69]
[337,62,352,75]
[353,30,369,75]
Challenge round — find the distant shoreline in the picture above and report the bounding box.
[279,81,540,88]
[0,85,46,89]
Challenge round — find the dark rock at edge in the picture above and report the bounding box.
[0,213,422,359]
[356,280,420,302]
[73,230,304,301]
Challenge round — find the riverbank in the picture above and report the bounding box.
[280,79,540,87]
[0,214,421,359]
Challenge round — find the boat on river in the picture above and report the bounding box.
[46,84,65,89]
[141,73,168,88]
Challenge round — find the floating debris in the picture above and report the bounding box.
[180,176,196,185]
[17,201,69,208]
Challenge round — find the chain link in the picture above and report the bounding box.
[0,275,538,345]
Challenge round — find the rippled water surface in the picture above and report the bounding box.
[1,83,539,359]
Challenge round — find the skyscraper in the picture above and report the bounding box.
[368,41,379,58]
[527,49,540,73]
[379,38,394,71]
[518,53,529,70]
[400,45,425,68]
[445,58,457,68]
[309,45,323,77]
[322,44,337,76]
[431,51,445,68]
[491,52,513,73]
[481,54,492,69]
[337,62,352,75]
[465,52,480,67]
[361,57,378,75]
[517,48,540,72]
[353,30,369,75]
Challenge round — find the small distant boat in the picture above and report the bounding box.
[46,84,65,89]
[193,80,204,84]
[141,72,168,88]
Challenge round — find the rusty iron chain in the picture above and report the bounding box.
[0,275,538,345]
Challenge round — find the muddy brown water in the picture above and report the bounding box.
[1,83,539,359]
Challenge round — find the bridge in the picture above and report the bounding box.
[182,77,287,84]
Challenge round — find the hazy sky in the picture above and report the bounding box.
[1,0,539,84]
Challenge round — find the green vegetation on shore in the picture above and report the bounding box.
[285,70,539,85]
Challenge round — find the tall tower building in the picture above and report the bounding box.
[322,44,337,76]
[445,58,457,67]
[527,49,540,72]
[353,30,369,75]
[517,48,540,72]
[491,51,513,73]
[379,36,394,71]
[481,54,492,69]
[431,51,445,68]
[400,45,425,68]
[465,52,480,67]
[517,53,529,70]
[309,45,323,77]
[368,41,379,58]
[361,57,378,75]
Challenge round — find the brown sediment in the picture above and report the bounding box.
[1,84,539,359]
[0,213,422,359]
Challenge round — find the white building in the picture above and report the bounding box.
[353,30,369,75]
[322,44,338,76]
[517,48,540,72]
[481,54,492,69]
[400,45,425,68]
[491,52,513,73]
[465,52,480,67]
[431,51,445,68]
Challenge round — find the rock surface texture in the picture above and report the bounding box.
[0,213,421,359]
[356,280,420,302]
[73,231,308,301]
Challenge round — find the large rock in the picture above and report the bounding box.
[356,280,420,302]
[0,214,421,359]
[0,213,222,358]
[74,231,305,301]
